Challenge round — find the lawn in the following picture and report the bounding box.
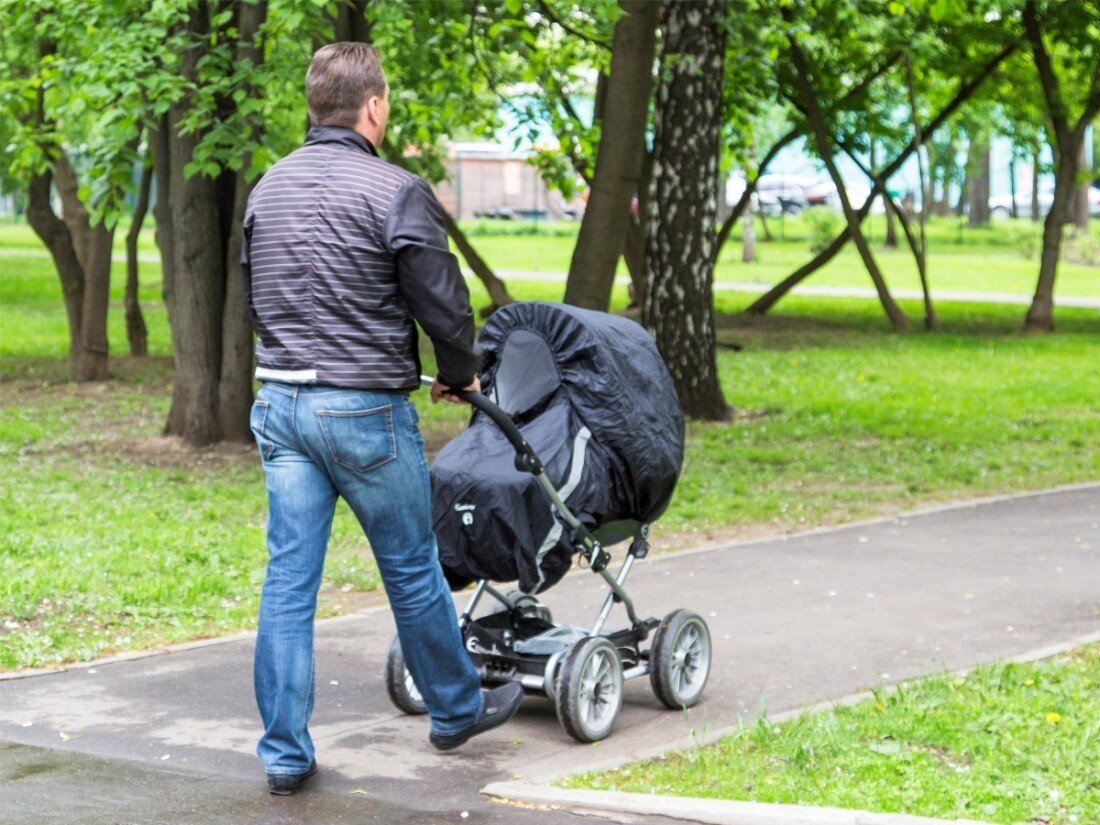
[448,214,1100,300]
[1,221,1098,669]
[568,645,1100,825]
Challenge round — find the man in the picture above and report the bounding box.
[241,42,523,796]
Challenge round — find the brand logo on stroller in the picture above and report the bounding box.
[455,503,475,526]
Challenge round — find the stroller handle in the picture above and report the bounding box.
[419,375,535,466]
[419,376,610,572]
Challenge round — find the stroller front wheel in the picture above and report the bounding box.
[650,609,712,710]
[555,636,623,743]
[385,633,428,715]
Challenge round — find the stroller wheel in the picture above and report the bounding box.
[650,609,711,710]
[555,637,623,743]
[385,634,427,715]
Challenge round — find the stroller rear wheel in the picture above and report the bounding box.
[555,636,623,743]
[650,609,711,710]
[385,634,427,715]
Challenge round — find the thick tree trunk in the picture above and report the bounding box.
[786,29,909,330]
[75,223,114,381]
[125,159,152,356]
[162,106,227,444]
[642,0,730,421]
[25,172,85,370]
[563,0,658,311]
[218,0,267,442]
[53,156,92,271]
[440,206,514,313]
[967,137,991,226]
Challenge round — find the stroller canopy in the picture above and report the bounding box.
[431,302,685,593]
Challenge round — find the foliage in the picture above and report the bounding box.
[802,206,843,252]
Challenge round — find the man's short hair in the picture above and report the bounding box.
[306,42,386,128]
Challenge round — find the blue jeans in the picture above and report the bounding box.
[250,382,482,776]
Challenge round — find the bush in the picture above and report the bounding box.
[803,206,842,253]
[1064,228,1100,266]
[1007,221,1043,260]
[458,219,580,238]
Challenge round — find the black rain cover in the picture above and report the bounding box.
[431,302,685,594]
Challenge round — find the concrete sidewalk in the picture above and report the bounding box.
[1,484,1097,824]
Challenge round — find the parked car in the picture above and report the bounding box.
[755,175,808,216]
[989,184,1100,219]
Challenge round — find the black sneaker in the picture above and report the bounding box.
[266,760,317,796]
[429,683,524,751]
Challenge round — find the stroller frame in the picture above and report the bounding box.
[384,378,711,743]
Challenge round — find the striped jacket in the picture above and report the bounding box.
[241,126,478,390]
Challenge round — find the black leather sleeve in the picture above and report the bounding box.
[384,177,478,388]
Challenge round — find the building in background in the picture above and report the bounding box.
[433,143,583,221]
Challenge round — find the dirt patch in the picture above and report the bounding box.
[122,436,258,470]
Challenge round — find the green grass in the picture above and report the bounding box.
[448,214,1100,299]
[1,223,1098,669]
[568,646,1100,825]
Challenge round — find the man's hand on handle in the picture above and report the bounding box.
[430,377,481,405]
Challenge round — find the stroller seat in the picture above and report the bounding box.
[431,302,684,594]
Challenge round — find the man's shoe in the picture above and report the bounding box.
[429,682,524,751]
[266,760,317,796]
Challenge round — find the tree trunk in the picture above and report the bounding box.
[967,136,991,226]
[75,223,114,381]
[1031,145,1041,221]
[125,157,152,357]
[25,172,85,371]
[563,0,658,311]
[1022,0,1100,331]
[623,150,653,309]
[440,206,514,314]
[1009,149,1019,218]
[642,0,730,421]
[1025,151,1076,331]
[1073,139,1089,231]
[785,28,909,330]
[871,138,898,248]
[741,197,756,263]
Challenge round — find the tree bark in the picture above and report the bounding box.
[1073,139,1089,231]
[966,136,991,226]
[785,28,909,330]
[218,0,267,442]
[1031,145,1041,221]
[642,0,730,421]
[125,157,152,356]
[563,0,658,311]
[741,196,756,263]
[623,149,653,308]
[75,223,114,380]
[26,172,85,370]
[439,206,514,314]
[743,40,1017,315]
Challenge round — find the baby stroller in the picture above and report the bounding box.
[384,302,712,742]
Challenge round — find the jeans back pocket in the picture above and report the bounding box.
[316,404,397,473]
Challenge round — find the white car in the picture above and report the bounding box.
[990,184,1100,218]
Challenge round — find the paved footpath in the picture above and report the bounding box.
[1,485,1097,824]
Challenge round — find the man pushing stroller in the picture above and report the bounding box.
[240,42,522,796]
